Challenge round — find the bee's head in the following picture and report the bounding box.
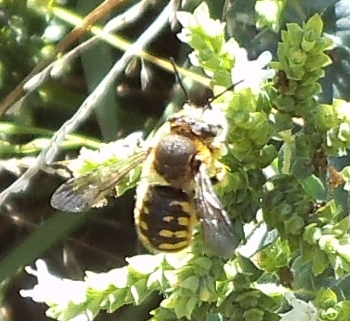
[169,102,228,143]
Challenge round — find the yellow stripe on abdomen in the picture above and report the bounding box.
[134,185,196,252]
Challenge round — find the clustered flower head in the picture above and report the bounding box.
[177,2,275,94]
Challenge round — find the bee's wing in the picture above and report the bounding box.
[195,163,238,258]
[50,151,147,213]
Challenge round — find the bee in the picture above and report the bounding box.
[51,90,238,258]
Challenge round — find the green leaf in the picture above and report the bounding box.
[305,53,332,71]
[130,278,149,305]
[180,275,200,292]
[304,14,323,41]
[235,255,263,282]
[312,249,329,275]
[303,224,322,245]
[174,295,196,319]
[337,301,350,321]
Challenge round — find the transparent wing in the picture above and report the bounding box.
[50,151,147,213]
[195,163,238,258]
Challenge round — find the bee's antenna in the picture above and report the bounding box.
[170,58,190,101]
[207,79,244,105]
[170,57,244,108]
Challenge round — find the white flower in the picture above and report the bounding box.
[68,131,143,176]
[20,259,88,306]
[231,50,275,94]
[176,2,225,42]
[280,292,317,321]
[86,267,128,291]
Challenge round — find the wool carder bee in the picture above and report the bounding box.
[51,91,238,258]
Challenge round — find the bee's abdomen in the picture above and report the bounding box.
[135,185,195,252]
